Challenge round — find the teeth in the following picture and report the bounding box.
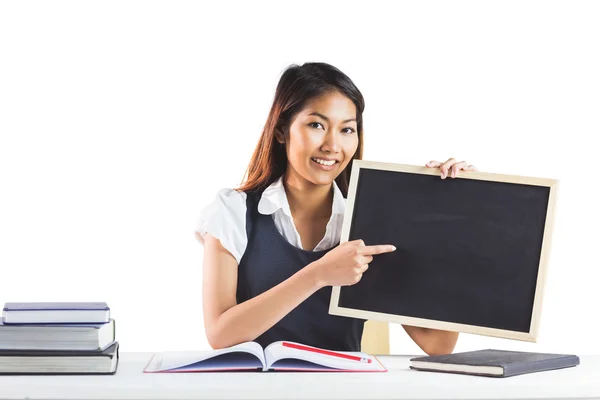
[312,158,336,166]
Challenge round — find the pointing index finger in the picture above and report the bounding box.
[360,244,397,255]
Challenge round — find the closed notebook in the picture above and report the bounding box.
[0,342,119,375]
[2,302,110,324]
[410,349,580,378]
[0,319,115,351]
[144,341,387,373]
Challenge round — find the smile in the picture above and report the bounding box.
[311,158,337,166]
[311,158,339,171]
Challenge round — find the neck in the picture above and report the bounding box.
[282,171,333,220]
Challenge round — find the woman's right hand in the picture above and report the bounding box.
[308,239,396,288]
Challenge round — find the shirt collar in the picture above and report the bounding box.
[257,175,346,217]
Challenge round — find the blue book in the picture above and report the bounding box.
[2,302,110,324]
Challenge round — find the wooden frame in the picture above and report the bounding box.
[329,159,559,342]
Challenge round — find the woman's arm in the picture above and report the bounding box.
[402,325,459,356]
[200,233,395,349]
[200,233,321,349]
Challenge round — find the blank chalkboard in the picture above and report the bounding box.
[328,160,558,342]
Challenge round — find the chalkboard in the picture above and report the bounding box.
[328,160,558,342]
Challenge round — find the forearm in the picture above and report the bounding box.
[206,265,321,349]
[421,328,459,355]
[403,325,459,356]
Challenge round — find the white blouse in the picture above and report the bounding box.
[195,175,346,264]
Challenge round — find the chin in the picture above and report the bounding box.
[305,171,339,186]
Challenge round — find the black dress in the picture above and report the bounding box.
[236,189,364,351]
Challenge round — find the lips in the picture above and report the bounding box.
[311,157,339,166]
[311,157,338,171]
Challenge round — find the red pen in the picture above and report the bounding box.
[282,342,372,363]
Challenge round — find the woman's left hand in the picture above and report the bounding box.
[426,158,478,179]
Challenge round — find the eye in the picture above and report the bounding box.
[309,122,355,134]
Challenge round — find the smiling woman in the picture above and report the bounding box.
[276,94,358,190]
[270,91,360,255]
[195,62,470,355]
[236,63,365,198]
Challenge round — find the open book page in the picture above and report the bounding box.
[263,341,387,372]
[143,341,266,372]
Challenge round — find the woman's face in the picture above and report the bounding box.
[279,91,359,187]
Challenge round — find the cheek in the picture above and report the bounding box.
[342,135,359,158]
[303,128,324,148]
[288,129,315,158]
[285,140,309,168]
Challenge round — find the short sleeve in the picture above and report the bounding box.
[195,188,248,265]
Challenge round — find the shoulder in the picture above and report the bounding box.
[197,188,248,224]
[215,187,248,206]
[210,186,247,207]
[195,188,248,264]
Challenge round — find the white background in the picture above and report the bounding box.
[1,1,598,356]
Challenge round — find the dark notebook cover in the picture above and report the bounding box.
[0,342,119,375]
[410,349,580,378]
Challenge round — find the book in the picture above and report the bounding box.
[0,319,115,351]
[0,342,119,375]
[144,341,387,373]
[2,302,110,324]
[410,349,580,378]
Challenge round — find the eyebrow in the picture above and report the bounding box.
[308,112,356,124]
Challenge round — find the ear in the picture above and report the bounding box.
[275,127,285,144]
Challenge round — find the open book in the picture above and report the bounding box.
[143,341,387,372]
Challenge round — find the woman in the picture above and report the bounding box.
[196,62,477,355]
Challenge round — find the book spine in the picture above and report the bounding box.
[503,356,580,377]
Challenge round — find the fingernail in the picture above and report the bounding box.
[392,246,397,251]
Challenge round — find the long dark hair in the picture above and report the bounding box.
[236,62,365,197]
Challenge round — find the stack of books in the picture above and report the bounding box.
[0,302,119,375]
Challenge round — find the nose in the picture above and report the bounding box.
[321,130,340,153]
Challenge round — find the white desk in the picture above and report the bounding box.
[1,353,599,400]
